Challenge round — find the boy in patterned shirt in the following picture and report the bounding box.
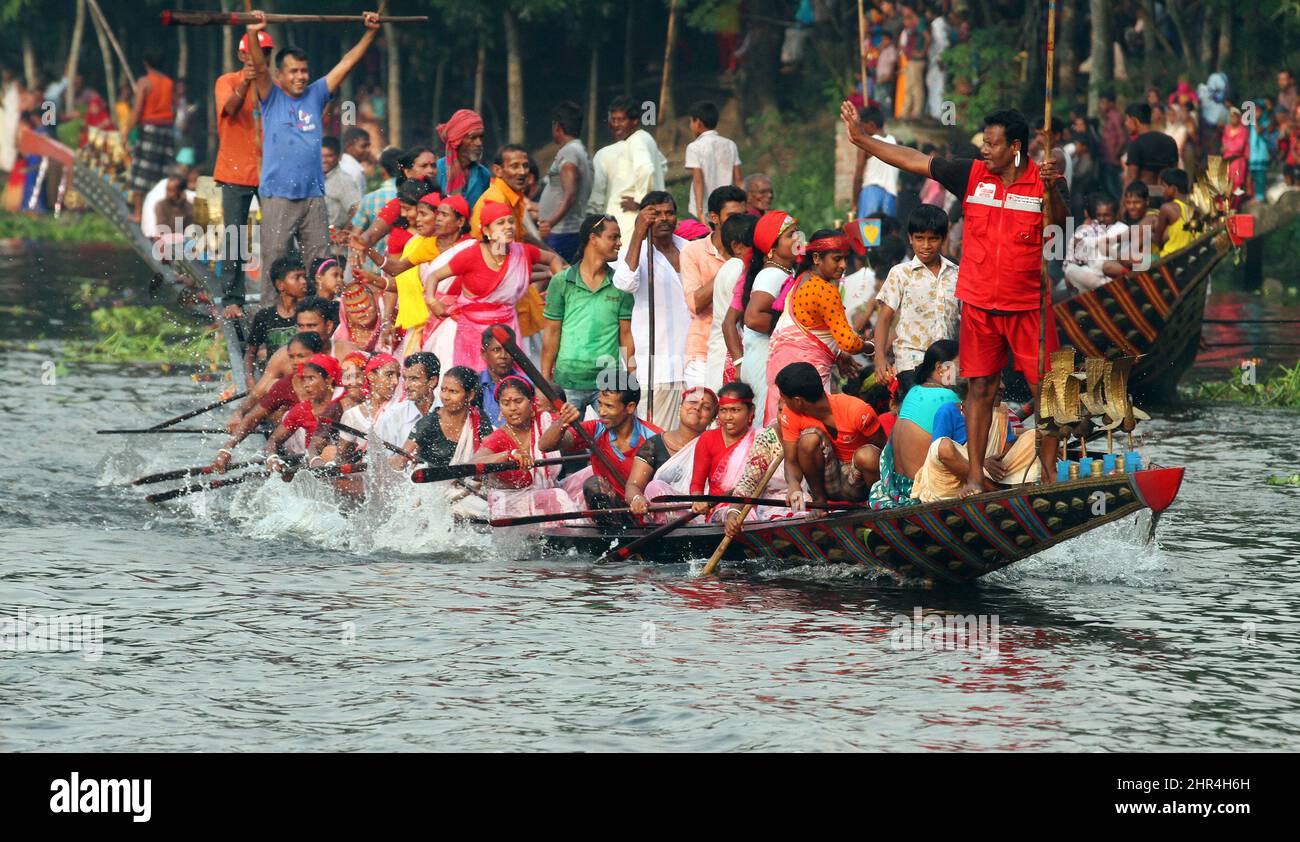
[872,204,959,384]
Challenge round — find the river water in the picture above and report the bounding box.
[2,243,1298,752]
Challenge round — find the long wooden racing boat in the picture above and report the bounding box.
[1053,214,1253,404]
[527,466,1184,586]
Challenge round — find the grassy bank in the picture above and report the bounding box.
[1180,361,1300,408]
[0,209,125,245]
[63,305,226,368]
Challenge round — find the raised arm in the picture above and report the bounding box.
[325,12,382,95]
[245,13,274,101]
[840,100,933,178]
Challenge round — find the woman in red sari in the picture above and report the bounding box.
[422,201,567,368]
[1221,107,1250,208]
[688,381,757,522]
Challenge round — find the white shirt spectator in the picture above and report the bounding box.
[684,129,742,219]
[339,152,367,196]
[705,256,746,390]
[612,234,691,386]
[864,133,900,195]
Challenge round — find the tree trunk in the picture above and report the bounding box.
[657,0,680,151]
[623,1,635,97]
[474,32,486,115]
[177,4,190,81]
[384,22,402,146]
[1160,0,1198,75]
[1087,0,1112,115]
[1216,4,1231,73]
[504,12,524,144]
[1198,1,1215,70]
[207,24,219,163]
[1058,0,1077,103]
[221,0,235,75]
[737,0,783,117]
[586,44,600,151]
[22,35,37,89]
[65,0,87,111]
[433,54,448,137]
[91,0,116,105]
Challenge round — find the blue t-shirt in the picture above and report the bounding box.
[436,157,493,211]
[260,78,332,199]
[930,402,1016,446]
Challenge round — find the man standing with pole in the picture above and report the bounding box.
[244,9,381,307]
[839,93,1067,496]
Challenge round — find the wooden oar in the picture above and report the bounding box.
[97,427,232,435]
[490,503,689,528]
[488,325,625,482]
[598,510,700,565]
[145,458,359,504]
[653,494,854,510]
[134,460,257,485]
[698,456,784,577]
[146,390,247,431]
[161,10,428,25]
[411,454,589,484]
[318,418,412,461]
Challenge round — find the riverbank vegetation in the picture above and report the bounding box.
[1181,360,1300,408]
[0,209,125,245]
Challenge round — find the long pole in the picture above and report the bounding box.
[86,0,136,93]
[857,0,868,102]
[645,236,656,426]
[160,11,428,25]
[1039,1,1055,390]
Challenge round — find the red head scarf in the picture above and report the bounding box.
[418,192,443,208]
[441,194,470,220]
[754,210,795,256]
[363,352,398,375]
[436,108,484,194]
[479,201,513,230]
[300,353,342,385]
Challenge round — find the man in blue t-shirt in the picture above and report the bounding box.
[244,10,380,308]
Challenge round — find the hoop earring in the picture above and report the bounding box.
[1014,150,1021,167]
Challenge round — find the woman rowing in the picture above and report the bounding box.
[763,229,869,423]
[687,381,758,522]
[264,353,344,476]
[624,386,719,521]
[211,332,322,473]
[469,376,574,518]
[405,365,495,519]
[326,353,405,466]
[421,201,568,369]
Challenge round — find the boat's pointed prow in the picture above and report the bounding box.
[1132,467,1185,513]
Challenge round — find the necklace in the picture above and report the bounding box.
[441,407,467,441]
[763,258,792,271]
[505,421,533,455]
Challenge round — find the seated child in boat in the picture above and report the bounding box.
[868,340,959,510]
[1064,192,1130,293]
[775,361,885,512]
[538,377,662,528]
[624,387,719,521]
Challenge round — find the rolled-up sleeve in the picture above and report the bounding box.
[612,258,640,293]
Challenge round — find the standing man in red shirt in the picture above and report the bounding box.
[840,100,1066,496]
[214,30,273,320]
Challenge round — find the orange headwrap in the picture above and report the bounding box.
[435,109,484,194]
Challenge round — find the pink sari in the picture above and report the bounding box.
[703,428,756,523]
[451,243,531,369]
[764,275,838,422]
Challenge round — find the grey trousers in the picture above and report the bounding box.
[219,181,258,307]
[258,195,330,306]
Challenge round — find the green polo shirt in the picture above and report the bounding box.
[543,264,634,390]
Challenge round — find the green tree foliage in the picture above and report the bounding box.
[940,24,1026,133]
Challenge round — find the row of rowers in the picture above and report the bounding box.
[212,317,1040,527]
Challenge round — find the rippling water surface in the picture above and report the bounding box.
[2,244,1299,751]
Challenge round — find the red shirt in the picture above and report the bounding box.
[779,394,882,463]
[690,428,746,495]
[259,375,299,413]
[479,426,536,488]
[447,242,541,298]
[378,199,413,255]
[575,418,662,493]
[280,399,342,441]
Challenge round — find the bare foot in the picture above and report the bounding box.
[957,479,984,499]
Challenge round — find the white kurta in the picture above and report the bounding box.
[613,235,691,388]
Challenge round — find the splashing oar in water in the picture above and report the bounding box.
[144,457,364,504]
[318,418,413,462]
[145,390,248,432]
[489,503,691,528]
[97,427,240,435]
[134,461,259,485]
[698,455,784,577]
[411,454,589,484]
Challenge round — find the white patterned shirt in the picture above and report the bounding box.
[877,254,960,374]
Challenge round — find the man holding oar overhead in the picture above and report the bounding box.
[840,101,1067,497]
[244,9,381,307]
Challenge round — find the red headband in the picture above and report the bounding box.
[718,395,753,407]
[805,235,849,254]
[494,375,533,402]
[299,352,341,385]
[364,352,398,374]
[681,386,717,404]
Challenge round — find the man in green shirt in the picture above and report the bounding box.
[542,214,636,419]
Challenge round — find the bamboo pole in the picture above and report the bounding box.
[86,0,137,93]
[160,11,428,26]
[64,0,87,113]
[698,456,784,577]
[857,0,868,103]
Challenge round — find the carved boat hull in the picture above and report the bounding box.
[527,468,1184,587]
